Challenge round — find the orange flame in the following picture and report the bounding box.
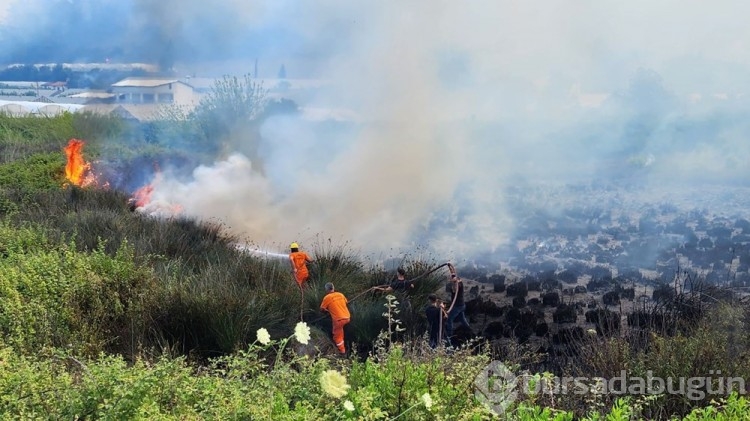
[63,139,97,187]
[131,184,154,208]
[128,170,182,215]
[130,182,184,215]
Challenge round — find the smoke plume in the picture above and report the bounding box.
[4,1,750,263]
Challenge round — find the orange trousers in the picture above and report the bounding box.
[295,268,309,286]
[332,318,350,353]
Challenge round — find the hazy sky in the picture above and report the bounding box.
[0,0,13,20]
[4,1,750,261]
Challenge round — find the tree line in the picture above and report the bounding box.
[0,64,150,89]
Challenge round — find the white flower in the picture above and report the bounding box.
[421,393,433,410]
[295,322,311,345]
[320,370,350,398]
[256,328,271,345]
[343,400,355,412]
[587,328,597,336]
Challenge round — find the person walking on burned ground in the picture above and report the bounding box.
[425,293,449,349]
[445,264,472,345]
[289,242,313,288]
[320,282,351,355]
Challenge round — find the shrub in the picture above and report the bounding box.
[542,292,561,307]
[0,152,66,192]
[507,282,529,298]
[553,304,577,324]
[0,223,153,355]
[602,291,620,306]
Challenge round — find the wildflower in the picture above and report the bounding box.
[320,369,350,398]
[385,294,396,301]
[343,400,355,412]
[295,322,311,345]
[587,328,597,336]
[421,393,433,410]
[256,328,271,345]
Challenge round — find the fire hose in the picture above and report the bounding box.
[439,263,461,347]
[305,262,456,325]
[346,262,452,304]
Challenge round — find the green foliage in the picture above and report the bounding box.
[0,223,154,355]
[185,74,268,160]
[682,393,750,421]
[0,152,66,193]
[628,304,750,418]
[191,74,267,140]
[0,114,76,161]
[512,403,575,421]
[0,335,491,420]
[557,300,750,419]
[71,111,128,143]
[9,334,747,420]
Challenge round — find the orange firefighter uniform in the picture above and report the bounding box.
[289,243,312,287]
[320,291,351,354]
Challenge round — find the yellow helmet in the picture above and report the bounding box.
[290,242,299,249]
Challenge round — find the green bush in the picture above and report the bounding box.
[5,333,748,420]
[0,223,154,355]
[0,329,494,420]
[0,152,66,192]
[0,114,76,162]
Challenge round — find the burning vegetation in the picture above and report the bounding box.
[63,139,97,188]
[61,139,182,215]
[129,183,154,209]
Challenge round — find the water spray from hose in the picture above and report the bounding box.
[235,244,289,259]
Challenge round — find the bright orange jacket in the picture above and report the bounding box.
[290,251,310,269]
[290,251,311,278]
[320,291,350,320]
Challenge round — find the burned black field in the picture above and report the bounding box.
[431,182,750,371]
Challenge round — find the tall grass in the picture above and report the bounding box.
[0,113,76,162]
[553,297,750,419]
[0,150,449,360]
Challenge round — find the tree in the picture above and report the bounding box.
[190,74,268,161]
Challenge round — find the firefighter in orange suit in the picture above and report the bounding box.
[320,282,351,354]
[289,242,313,287]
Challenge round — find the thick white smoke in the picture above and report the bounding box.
[6,0,750,260]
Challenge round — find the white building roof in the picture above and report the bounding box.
[111,78,182,88]
[70,91,116,99]
[0,99,84,115]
